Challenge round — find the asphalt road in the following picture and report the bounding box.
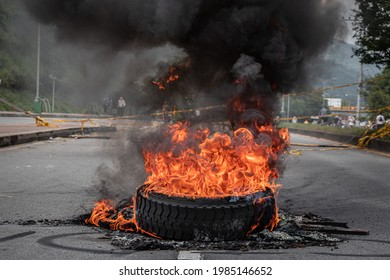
[0,131,389,259]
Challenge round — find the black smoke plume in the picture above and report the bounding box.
[23,0,346,112]
[22,0,346,199]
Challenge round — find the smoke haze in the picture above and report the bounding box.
[21,0,348,198]
[23,0,347,107]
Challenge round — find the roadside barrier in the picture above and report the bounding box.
[50,118,96,133]
[358,125,390,148]
[105,104,225,120]
[361,105,390,114]
[282,82,361,97]
[35,116,53,127]
[278,104,390,122]
[288,147,356,155]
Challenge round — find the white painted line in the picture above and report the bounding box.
[177,251,203,260]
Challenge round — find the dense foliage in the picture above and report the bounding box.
[353,0,390,66]
[363,67,390,116]
[0,1,38,90]
[280,91,325,120]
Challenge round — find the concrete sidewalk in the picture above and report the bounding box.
[0,110,111,119]
[288,127,390,153]
[0,113,116,148]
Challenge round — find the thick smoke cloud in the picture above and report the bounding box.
[23,0,346,197]
[23,0,346,100]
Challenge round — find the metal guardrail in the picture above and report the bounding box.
[41,98,52,113]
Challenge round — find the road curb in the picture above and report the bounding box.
[0,111,111,119]
[0,126,116,148]
[288,128,390,153]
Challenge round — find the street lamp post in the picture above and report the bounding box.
[280,95,285,116]
[357,63,364,120]
[357,65,375,119]
[286,94,291,121]
[49,75,57,113]
[33,24,41,114]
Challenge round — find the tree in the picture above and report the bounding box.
[281,92,325,120]
[363,67,390,116]
[0,1,33,90]
[353,0,390,66]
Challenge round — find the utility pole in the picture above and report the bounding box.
[287,94,290,122]
[341,16,364,120]
[357,63,363,120]
[33,24,41,114]
[49,75,56,112]
[280,95,285,117]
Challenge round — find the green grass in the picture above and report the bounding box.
[0,88,34,112]
[52,97,81,114]
[278,122,368,137]
[0,88,80,113]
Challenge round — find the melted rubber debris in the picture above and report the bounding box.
[0,211,343,251]
[105,210,343,251]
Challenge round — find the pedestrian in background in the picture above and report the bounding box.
[103,96,110,114]
[376,112,385,129]
[319,108,328,125]
[292,116,297,123]
[117,96,126,117]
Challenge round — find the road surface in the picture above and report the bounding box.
[0,130,389,259]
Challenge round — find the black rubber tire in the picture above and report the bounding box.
[135,185,276,241]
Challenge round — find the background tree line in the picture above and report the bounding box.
[0,0,74,112]
[354,0,390,116]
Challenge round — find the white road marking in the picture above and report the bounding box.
[177,251,203,260]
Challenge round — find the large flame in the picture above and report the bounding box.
[86,120,289,236]
[143,122,289,198]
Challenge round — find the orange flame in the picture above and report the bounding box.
[86,119,290,236]
[151,59,191,91]
[85,197,159,238]
[152,81,166,90]
[143,122,289,198]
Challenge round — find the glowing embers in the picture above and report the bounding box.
[151,59,191,91]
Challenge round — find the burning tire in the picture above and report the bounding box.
[135,185,276,241]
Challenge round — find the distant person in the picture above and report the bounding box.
[355,119,360,127]
[103,96,110,114]
[335,116,343,128]
[292,116,297,123]
[347,115,355,127]
[117,96,126,117]
[376,112,385,129]
[319,108,328,125]
[333,115,339,126]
